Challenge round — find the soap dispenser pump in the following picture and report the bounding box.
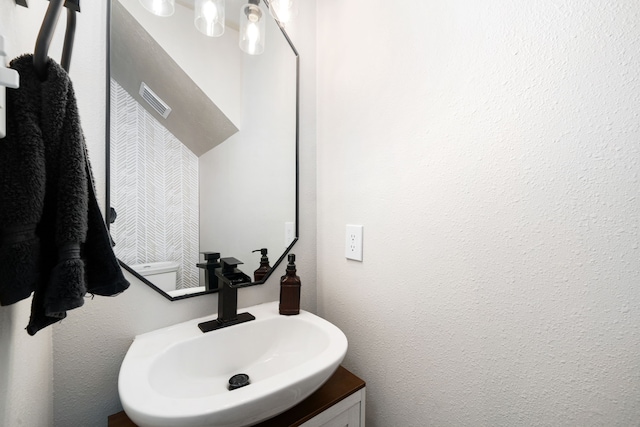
[252,248,271,282]
[279,254,300,315]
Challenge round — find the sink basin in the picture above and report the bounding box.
[118,301,348,427]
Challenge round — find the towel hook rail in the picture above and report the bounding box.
[59,6,76,70]
[18,0,81,80]
[14,0,80,11]
[33,0,77,80]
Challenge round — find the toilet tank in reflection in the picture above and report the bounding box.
[130,261,179,292]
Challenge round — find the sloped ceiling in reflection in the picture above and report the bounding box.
[111,0,238,156]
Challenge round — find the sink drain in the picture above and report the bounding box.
[228,373,250,391]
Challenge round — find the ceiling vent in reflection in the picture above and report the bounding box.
[139,82,172,119]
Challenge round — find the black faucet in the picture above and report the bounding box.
[198,257,257,333]
[196,251,221,291]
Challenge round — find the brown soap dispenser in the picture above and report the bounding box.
[252,248,271,282]
[279,254,301,315]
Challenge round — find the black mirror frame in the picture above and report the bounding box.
[104,0,300,301]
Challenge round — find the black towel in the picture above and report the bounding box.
[0,54,129,335]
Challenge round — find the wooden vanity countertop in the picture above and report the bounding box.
[108,365,365,427]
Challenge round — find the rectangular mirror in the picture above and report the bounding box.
[106,0,299,300]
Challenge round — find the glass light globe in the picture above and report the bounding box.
[195,0,225,37]
[268,0,297,26]
[239,1,265,55]
[139,0,175,17]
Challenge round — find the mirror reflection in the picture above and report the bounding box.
[108,0,298,299]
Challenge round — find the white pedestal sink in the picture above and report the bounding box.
[118,301,348,427]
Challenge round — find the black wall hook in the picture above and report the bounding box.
[31,0,80,80]
[61,0,80,12]
[14,0,81,79]
[15,0,79,11]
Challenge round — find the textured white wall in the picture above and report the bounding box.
[0,2,56,426]
[0,301,52,427]
[317,1,640,426]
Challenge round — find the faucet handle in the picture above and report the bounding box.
[220,257,243,271]
[201,252,221,261]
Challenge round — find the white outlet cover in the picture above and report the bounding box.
[285,222,295,247]
[345,224,363,261]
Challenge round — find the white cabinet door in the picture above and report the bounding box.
[300,388,366,427]
[318,402,360,427]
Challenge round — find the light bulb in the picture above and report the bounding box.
[152,0,163,14]
[202,1,218,21]
[195,0,225,37]
[239,2,265,55]
[269,0,297,26]
[139,0,175,16]
[246,22,260,54]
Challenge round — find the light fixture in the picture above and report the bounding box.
[195,0,225,37]
[268,0,297,27]
[138,0,294,54]
[239,0,265,55]
[138,0,175,17]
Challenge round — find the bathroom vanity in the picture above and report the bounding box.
[108,366,366,427]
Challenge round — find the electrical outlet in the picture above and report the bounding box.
[285,222,295,247]
[345,225,363,261]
